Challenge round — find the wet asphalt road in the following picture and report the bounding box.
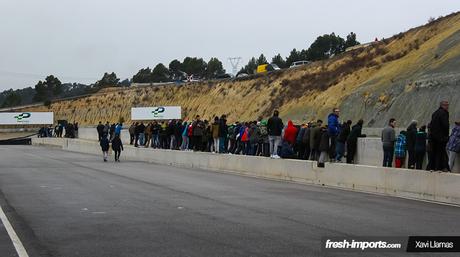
[0,145,459,257]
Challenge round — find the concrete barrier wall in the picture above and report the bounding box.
[32,138,460,205]
[323,163,460,204]
[32,137,69,148]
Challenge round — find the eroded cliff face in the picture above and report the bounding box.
[21,13,460,127]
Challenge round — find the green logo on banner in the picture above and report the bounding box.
[151,107,165,117]
[14,112,31,122]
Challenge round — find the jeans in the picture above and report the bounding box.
[153,134,160,148]
[335,141,345,162]
[269,136,281,156]
[329,135,337,159]
[448,150,457,172]
[383,145,394,167]
[250,143,258,156]
[219,137,226,153]
[181,136,189,150]
[139,133,145,146]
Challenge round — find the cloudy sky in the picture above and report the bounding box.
[1,0,460,91]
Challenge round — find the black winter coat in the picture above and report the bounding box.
[192,120,205,136]
[406,124,417,151]
[415,131,427,153]
[267,116,284,136]
[347,124,366,145]
[97,124,104,134]
[310,126,322,149]
[319,130,330,152]
[302,127,311,145]
[135,124,145,134]
[337,124,350,143]
[111,137,124,151]
[219,119,228,137]
[100,138,110,151]
[430,107,449,142]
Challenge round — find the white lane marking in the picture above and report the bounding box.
[0,205,29,257]
[91,212,106,214]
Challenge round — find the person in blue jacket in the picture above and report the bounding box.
[327,108,341,160]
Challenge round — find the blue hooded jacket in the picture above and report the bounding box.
[327,113,341,136]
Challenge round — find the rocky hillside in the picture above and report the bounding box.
[19,13,460,127]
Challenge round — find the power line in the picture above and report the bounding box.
[228,57,242,75]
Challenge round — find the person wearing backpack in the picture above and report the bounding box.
[447,121,460,172]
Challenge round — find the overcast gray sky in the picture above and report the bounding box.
[1,0,460,91]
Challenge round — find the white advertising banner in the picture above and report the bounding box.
[131,106,181,120]
[0,112,54,125]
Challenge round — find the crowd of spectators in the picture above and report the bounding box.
[93,101,459,171]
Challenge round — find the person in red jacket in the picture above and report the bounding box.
[283,120,298,146]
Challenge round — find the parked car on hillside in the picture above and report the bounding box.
[289,60,310,68]
[236,72,249,78]
[215,73,233,79]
